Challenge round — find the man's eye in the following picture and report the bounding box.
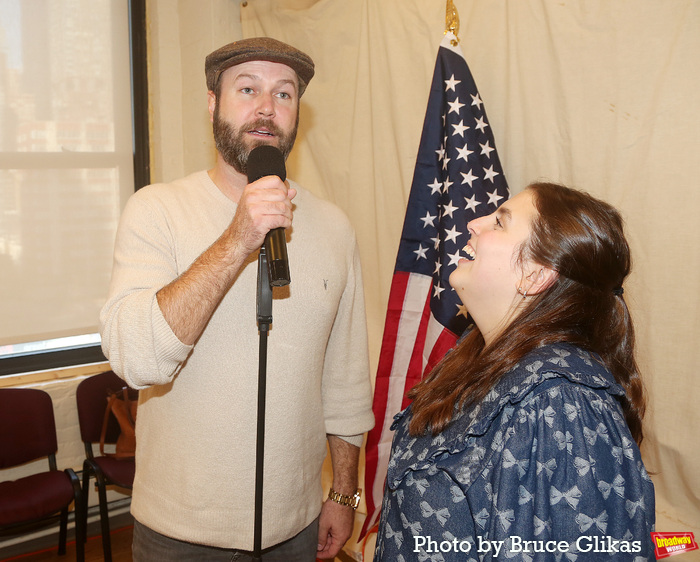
[276,91,291,100]
[240,87,254,94]
[495,216,503,228]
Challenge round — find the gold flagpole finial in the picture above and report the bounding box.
[445,0,460,45]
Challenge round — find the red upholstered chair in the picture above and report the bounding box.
[0,387,85,561]
[76,371,137,562]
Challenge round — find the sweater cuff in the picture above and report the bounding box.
[151,296,193,372]
[331,433,365,448]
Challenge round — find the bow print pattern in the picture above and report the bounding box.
[550,485,583,509]
[575,510,609,533]
[598,474,626,500]
[420,500,451,526]
[374,343,655,561]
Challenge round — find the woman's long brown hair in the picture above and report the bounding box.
[408,182,646,445]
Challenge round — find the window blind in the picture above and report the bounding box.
[0,0,135,362]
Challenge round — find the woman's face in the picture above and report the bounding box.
[449,189,539,340]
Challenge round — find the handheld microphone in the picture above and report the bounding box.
[246,145,291,287]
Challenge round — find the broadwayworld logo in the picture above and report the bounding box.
[651,532,698,559]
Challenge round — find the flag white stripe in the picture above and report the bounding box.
[370,272,432,516]
[423,311,447,371]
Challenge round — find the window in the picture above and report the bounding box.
[0,0,149,376]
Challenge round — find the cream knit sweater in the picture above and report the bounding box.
[100,171,374,549]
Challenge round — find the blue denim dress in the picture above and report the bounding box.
[374,343,656,561]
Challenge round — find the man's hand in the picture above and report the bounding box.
[317,436,361,559]
[227,175,296,257]
[316,497,355,559]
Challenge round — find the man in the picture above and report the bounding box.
[100,37,374,561]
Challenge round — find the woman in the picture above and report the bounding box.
[374,183,655,561]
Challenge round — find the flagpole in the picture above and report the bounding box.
[445,0,460,44]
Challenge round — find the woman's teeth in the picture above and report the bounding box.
[464,244,475,261]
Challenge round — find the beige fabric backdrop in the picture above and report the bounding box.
[240,0,700,549]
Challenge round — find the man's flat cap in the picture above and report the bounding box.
[205,37,315,96]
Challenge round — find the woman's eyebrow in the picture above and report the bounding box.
[496,206,512,223]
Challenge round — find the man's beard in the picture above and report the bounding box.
[212,106,298,176]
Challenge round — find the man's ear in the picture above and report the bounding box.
[522,265,558,296]
[207,91,216,122]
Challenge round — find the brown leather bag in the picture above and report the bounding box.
[99,387,137,460]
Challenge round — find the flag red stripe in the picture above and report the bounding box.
[362,271,409,534]
[426,321,458,375]
[365,271,410,455]
[361,271,433,534]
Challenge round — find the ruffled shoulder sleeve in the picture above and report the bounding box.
[386,344,624,490]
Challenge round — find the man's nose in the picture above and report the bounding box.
[255,92,275,117]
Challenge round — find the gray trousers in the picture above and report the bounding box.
[132,518,320,561]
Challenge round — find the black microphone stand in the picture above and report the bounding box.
[254,247,273,562]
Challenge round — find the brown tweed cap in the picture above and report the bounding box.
[205,37,315,96]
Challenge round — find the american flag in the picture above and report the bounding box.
[361,32,509,537]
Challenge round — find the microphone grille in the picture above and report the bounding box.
[246,145,287,183]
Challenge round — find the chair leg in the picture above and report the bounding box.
[92,466,113,562]
[58,507,68,555]
[74,504,86,562]
[67,468,86,562]
[81,461,92,544]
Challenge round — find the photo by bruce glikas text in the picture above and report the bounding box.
[412,534,644,557]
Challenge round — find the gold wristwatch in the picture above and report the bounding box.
[328,487,362,510]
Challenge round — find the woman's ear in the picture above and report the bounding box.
[522,265,558,296]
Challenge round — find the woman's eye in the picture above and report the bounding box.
[495,216,503,228]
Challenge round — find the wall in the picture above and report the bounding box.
[148,0,242,183]
[0,0,243,550]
